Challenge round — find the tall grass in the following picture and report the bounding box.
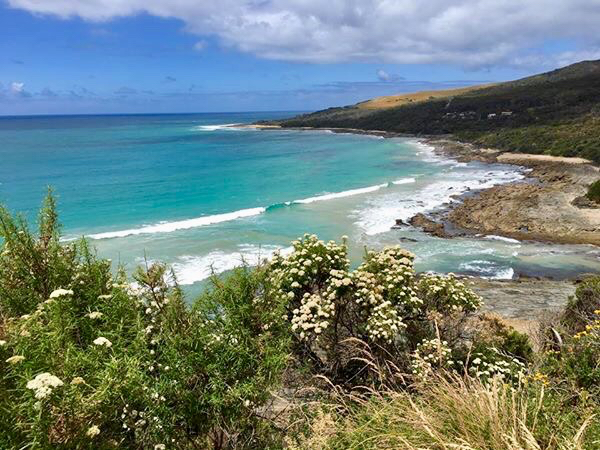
[307,375,594,450]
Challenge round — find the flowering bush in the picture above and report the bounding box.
[410,338,455,381]
[468,350,526,383]
[268,234,486,383]
[543,308,600,390]
[0,194,290,449]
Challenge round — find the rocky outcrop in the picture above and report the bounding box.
[422,139,600,246]
[408,213,449,238]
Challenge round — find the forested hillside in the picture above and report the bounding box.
[272,60,600,163]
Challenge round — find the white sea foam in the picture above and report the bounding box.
[410,140,456,166]
[484,235,521,244]
[355,162,526,235]
[293,184,388,204]
[392,177,416,185]
[459,260,515,280]
[88,207,266,240]
[87,178,417,240]
[193,123,241,131]
[171,245,293,285]
[292,178,415,205]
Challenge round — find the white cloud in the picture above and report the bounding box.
[10,82,25,93]
[6,0,600,67]
[376,69,404,82]
[376,69,391,81]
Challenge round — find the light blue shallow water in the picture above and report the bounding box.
[2,112,599,294]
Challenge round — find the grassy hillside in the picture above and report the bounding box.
[357,84,494,110]
[272,60,600,163]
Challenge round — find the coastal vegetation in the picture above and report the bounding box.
[270,60,600,164]
[1,193,600,449]
[587,179,600,203]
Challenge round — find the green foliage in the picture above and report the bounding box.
[587,179,600,203]
[0,195,291,449]
[535,279,600,394]
[562,276,600,332]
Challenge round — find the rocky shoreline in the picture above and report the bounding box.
[419,138,600,246]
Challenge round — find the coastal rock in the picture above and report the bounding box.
[408,213,449,238]
[443,152,600,245]
[572,195,600,209]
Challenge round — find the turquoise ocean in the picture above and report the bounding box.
[2,112,599,294]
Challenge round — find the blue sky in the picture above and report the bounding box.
[2,0,600,115]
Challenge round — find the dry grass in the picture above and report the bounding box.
[357,84,494,110]
[294,374,594,450]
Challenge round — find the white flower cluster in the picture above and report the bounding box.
[49,288,74,299]
[93,337,112,348]
[86,425,100,438]
[26,372,64,399]
[353,247,419,342]
[418,273,482,312]
[270,234,349,295]
[269,235,348,342]
[365,300,405,343]
[469,350,526,382]
[410,338,455,380]
[290,292,334,340]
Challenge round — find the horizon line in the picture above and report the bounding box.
[0,110,309,119]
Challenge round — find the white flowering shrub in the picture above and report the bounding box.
[417,273,483,313]
[268,235,486,383]
[0,195,290,449]
[410,338,455,381]
[468,350,527,383]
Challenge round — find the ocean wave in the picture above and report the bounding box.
[88,207,266,240]
[392,177,416,185]
[294,183,388,204]
[87,177,416,240]
[410,140,456,166]
[459,260,515,280]
[192,123,241,131]
[171,245,293,285]
[355,165,526,235]
[483,235,521,244]
[293,178,415,205]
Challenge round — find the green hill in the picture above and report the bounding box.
[271,60,600,163]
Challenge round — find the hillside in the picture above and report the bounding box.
[356,84,494,109]
[271,60,600,163]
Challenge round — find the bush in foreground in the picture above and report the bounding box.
[0,193,290,449]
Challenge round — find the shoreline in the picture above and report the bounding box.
[423,137,600,246]
[243,124,600,247]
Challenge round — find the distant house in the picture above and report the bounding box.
[501,111,513,116]
[487,113,497,119]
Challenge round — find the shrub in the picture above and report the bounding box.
[0,195,291,449]
[562,276,600,333]
[587,179,600,203]
[268,234,487,386]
